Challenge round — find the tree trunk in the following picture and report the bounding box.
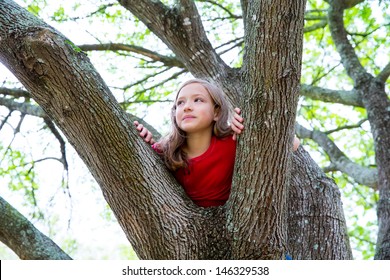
[227,0,306,259]
[289,148,352,259]
[0,0,352,260]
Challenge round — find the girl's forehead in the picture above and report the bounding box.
[177,83,211,99]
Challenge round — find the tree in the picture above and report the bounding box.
[0,0,388,259]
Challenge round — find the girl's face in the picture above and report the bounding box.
[175,83,218,135]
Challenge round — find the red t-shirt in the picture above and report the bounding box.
[174,136,236,207]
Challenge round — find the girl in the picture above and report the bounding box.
[134,79,298,208]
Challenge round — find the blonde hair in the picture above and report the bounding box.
[157,79,232,171]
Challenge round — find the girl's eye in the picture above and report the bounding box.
[176,100,184,106]
[194,98,203,102]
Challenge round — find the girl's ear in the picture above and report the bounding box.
[213,105,220,121]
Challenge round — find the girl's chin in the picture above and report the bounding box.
[179,125,213,135]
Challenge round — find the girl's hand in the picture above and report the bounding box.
[134,121,156,145]
[231,107,244,141]
[293,136,300,151]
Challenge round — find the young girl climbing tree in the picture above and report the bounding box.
[134,79,300,207]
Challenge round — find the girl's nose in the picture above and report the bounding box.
[183,102,192,111]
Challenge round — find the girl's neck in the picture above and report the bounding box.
[184,130,213,159]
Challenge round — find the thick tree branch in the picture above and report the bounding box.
[300,84,364,107]
[296,123,378,188]
[289,147,352,259]
[378,62,390,83]
[0,196,72,260]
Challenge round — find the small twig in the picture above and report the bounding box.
[44,117,68,171]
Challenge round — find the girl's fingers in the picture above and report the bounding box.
[293,136,300,151]
[234,113,243,124]
[233,108,243,124]
[135,124,144,132]
[231,108,243,140]
[231,124,240,134]
[232,119,244,132]
[141,128,155,144]
[144,131,153,142]
[134,121,155,144]
[140,127,148,138]
[233,118,244,129]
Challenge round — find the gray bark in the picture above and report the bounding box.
[289,148,352,259]
[228,0,306,259]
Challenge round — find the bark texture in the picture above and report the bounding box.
[228,0,306,259]
[289,148,352,259]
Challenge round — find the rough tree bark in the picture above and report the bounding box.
[0,0,352,259]
[228,0,306,259]
[289,148,352,259]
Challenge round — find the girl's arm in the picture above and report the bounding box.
[133,121,156,145]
